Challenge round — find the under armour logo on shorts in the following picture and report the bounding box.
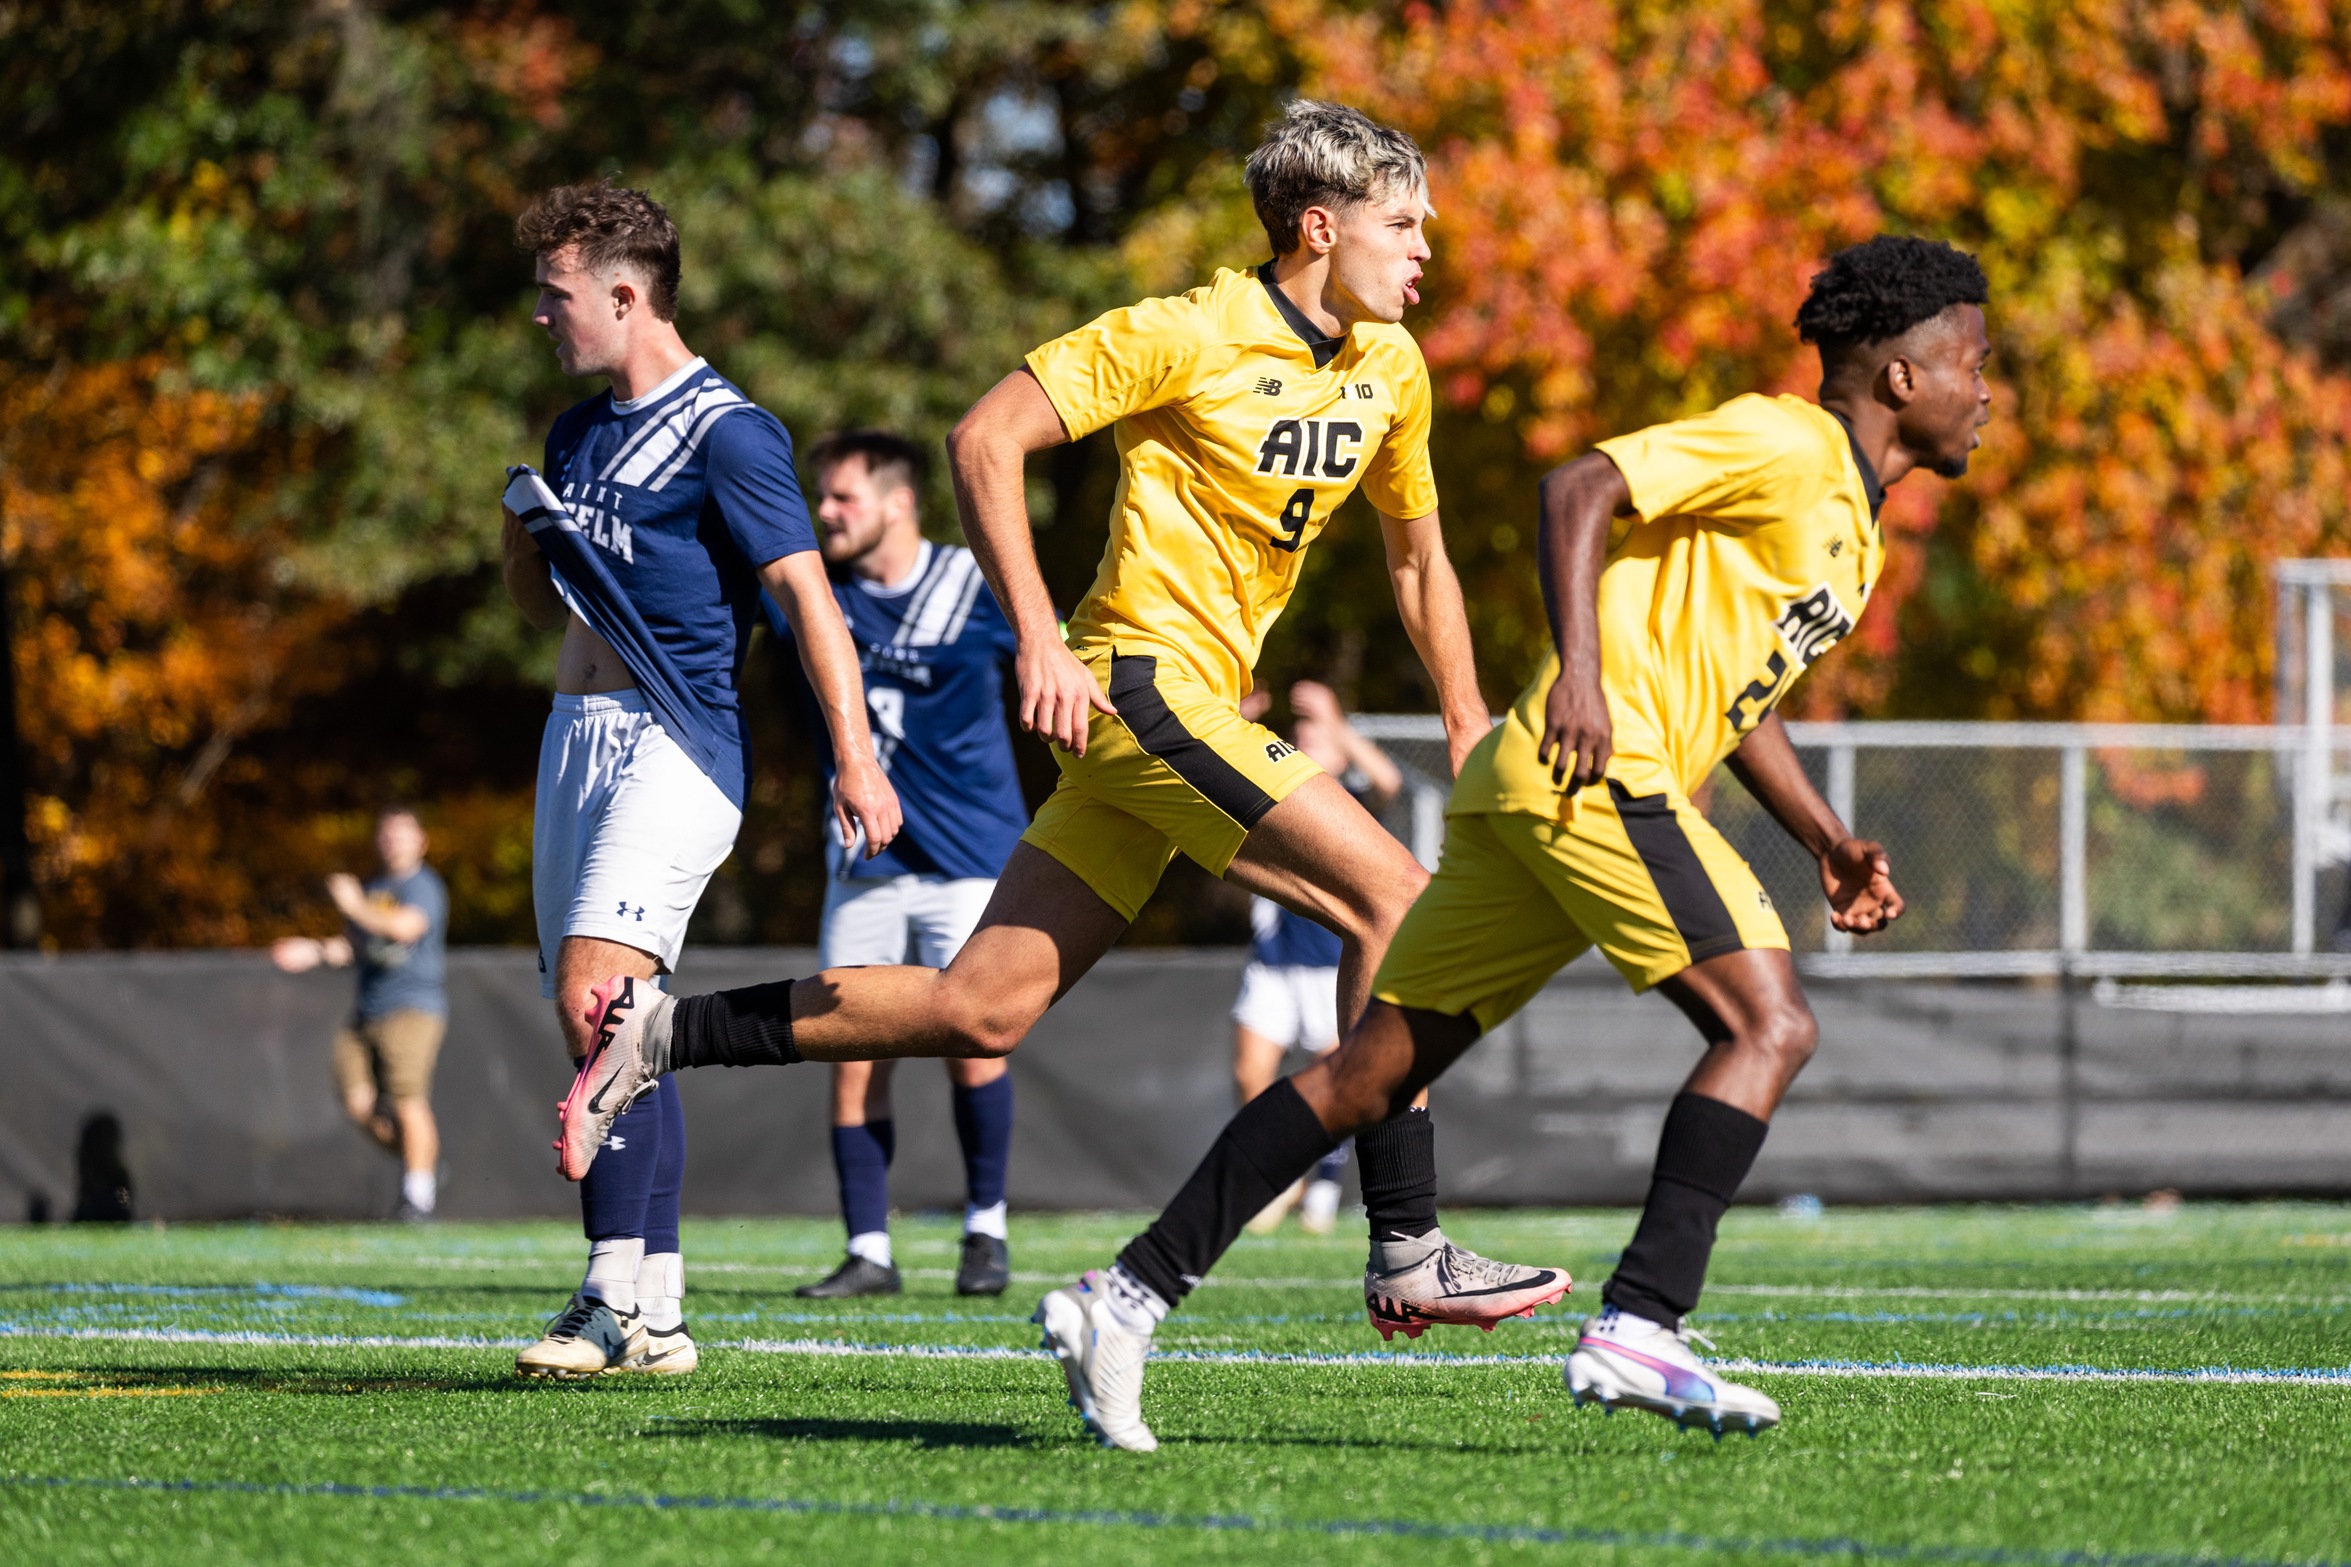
[617,900,645,921]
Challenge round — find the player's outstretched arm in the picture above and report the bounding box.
[501,505,570,632]
[764,551,903,856]
[947,369,1115,754]
[1377,510,1487,777]
[1725,712,1903,935]
[1533,453,1629,791]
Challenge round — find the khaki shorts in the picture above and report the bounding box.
[1372,783,1789,1032]
[1020,645,1325,921]
[332,1009,447,1105]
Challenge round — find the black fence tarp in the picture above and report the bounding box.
[3,948,2348,1222]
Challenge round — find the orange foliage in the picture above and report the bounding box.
[0,360,355,944]
[1286,0,2351,720]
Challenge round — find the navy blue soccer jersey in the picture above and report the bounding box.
[768,542,1027,882]
[516,357,817,809]
[1250,894,1344,968]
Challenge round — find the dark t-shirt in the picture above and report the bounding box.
[351,866,448,1020]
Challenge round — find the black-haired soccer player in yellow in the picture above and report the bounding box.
[556,101,1569,1447]
[1075,234,1994,1445]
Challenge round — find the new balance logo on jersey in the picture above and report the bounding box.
[1256,418,1363,479]
[1254,377,1283,396]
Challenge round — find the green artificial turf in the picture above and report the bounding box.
[3,1205,2348,1565]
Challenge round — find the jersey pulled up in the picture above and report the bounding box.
[768,542,1027,883]
[1455,394,1887,815]
[520,356,817,810]
[1025,265,1441,706]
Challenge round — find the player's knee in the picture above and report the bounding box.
[1744,1003,1817,1076]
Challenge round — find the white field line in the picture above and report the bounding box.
[8,1323,2351,1387]
[396,1261,2351,1305]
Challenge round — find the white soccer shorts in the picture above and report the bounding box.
[820,872,997,970]
[533,690,742,998]
[1231,961,1342,1052]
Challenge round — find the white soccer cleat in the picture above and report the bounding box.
[515,1293,647,1380]
[1364,1240,1571,1340]
[1564,1306,1780,1436]
[1033,1272,1158,1452]
[618,1322,698,1376]
[554,975,672,1181]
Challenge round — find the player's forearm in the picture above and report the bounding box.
[778,575,883,772]
[1727,714,1847,859]
[342,905,429,943]
[1535,455,1622,690]
[949,371,1068,648]
[1383,514,1486,761]
[502,511,570,632]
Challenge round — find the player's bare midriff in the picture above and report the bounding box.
[556,614,637,695]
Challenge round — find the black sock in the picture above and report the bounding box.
[1115,1078,1334,1308]
[1356,1105,1438,1242]
[1603,1092,1769,1325]
[668,981,801,1070]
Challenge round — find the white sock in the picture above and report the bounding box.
[401,1170,436,1213]
[963,1201,1008,1240]
[582,1238,644,1316]
[1098,1265,1166,1333]
[636,1251,683,1332]
[847,1230,893,1268]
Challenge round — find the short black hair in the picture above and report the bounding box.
[1795,235,1987,356]
[806,429,927,496]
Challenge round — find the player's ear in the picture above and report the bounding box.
[1880,349,1919,409]
[1296,204,1339,258]
[611,276,635,320]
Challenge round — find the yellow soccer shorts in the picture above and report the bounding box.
[1372,780,1789,1031]
[1021,644,1325,921]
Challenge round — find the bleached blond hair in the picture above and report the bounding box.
[1243,100,1429,256]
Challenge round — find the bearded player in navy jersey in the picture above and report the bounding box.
[498,182,901,1379]
[768,431,1028,1301]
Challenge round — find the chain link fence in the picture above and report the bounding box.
[1351,716,2351,980]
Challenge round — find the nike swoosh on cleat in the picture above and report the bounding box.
[1382,1273,1560,1304]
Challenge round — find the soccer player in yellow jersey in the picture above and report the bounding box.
[1073,235,1994,1446]
[555,102,1568,1425]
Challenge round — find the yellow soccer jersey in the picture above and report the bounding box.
[1025,265,1441,705]
[1456,393,1885,815]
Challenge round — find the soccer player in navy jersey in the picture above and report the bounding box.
[498,182,900,1378]
[770,431,1027,1300]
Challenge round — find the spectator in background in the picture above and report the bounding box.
[272,807,450,1220]
[1232,681,1403,1234]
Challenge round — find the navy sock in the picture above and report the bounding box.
[1603,1092,1770,1325]
[643,1077,685,1256]
[581,1080,664,1242]
[950,1075,1015,1211]
[1313,1137,1352,1187]
[831,1119,895,1241]
[1356,1107,1438,1241]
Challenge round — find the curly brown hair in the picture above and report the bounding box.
[515,181,682,321]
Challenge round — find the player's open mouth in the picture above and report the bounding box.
[1403,277,1421,306]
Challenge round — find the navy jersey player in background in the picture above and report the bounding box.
[766,431,1029,1300]
[498,182,901,1378]
[1233,681,1402,1236]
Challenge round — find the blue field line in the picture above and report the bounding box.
[0,1474,2338,1567]
[7,1321,2351,1387]
[19,1282,407,1307]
